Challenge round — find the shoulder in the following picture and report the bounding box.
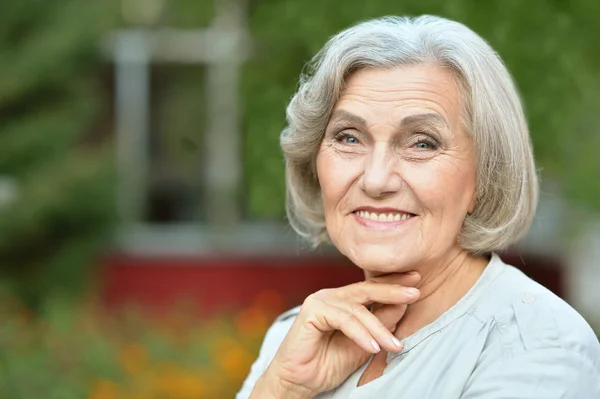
[259,305,301,359]
[468,256,600,371]
[461,258,600,397]
[461,343,600,398]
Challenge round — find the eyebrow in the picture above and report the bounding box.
[329,109,448,131]
[328,109,367,127]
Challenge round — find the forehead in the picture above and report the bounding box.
[334,65,463,129]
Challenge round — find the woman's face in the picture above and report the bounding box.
[316,65,477,273]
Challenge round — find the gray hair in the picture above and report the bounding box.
[280,15,538,255]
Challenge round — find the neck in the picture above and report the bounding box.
[372,249,489,340]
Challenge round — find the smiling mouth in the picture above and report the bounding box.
[353,210,415,223]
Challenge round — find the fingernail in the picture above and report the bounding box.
[405,287,420,296]
[392,337,402,348]
[371,339,381,352]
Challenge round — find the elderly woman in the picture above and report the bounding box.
[237,16,600,398]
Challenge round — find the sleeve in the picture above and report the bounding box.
[460,347,600,399]
[235,306,300,399]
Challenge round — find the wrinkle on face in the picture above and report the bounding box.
[316,65,477,273]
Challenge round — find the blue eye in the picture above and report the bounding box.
[344,136,359,144]
[413,138,438,150]
[334,132,360,145]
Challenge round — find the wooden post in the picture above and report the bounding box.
[203,0,247,230]
[104,0,250,237]
[113,31,151,226]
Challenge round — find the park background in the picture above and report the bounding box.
[1,0,599,398]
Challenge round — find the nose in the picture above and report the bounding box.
[359,142,403,198]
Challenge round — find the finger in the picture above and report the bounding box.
[344,302,404,353]
[372,303,408,333]
[309,304,381,354]
[341,281,420,306]
[324,297,405,352]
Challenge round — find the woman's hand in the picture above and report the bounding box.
[251,272,421,398]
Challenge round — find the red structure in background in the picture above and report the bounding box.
[100,252,563,317]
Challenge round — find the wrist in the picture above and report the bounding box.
[250,370,313,399]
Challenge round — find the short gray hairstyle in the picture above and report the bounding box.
[280,15,538,255]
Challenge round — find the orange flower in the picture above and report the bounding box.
[234,306,270,336]
[253,290,287,316]
[118,343,149,375]
[211,336,254,379]
[87,379,121,399]
[153,362,207,399]
[217,342,254,380]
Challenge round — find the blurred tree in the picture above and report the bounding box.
[0,1,118,309]
[243,0,600,219]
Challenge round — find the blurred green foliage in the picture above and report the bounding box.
[0,1,119,309]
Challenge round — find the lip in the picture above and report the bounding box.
[352,206,415,214]
[351,206,416,229]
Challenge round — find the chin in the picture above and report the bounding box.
[344,245,415,274]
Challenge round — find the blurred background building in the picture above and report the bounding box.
[0,0,599,397]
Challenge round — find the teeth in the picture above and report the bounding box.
[356,211,412,222]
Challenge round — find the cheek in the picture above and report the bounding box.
[316,149,359,213]
[405,159,476,217]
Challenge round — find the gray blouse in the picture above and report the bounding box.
[237,254,600,398]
